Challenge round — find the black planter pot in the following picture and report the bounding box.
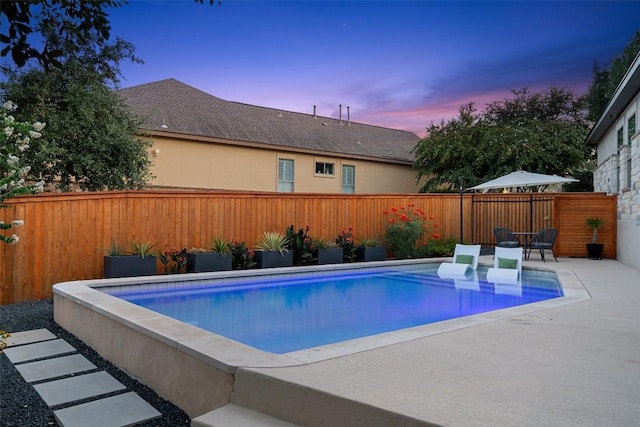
[355,246,387,262]
[186,252,232,273]
[254,250,294,268]
[586,243,604,260]
[315,247,344,265]
[103,255,157,278]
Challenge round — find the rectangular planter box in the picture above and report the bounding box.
[103,255,157,278]
[355,246,387,262]
[254,250,293,269]
[187,252,232,273]
[315,247,344,265]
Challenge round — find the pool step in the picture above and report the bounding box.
[191,404,299,427]
[3,329,161,427]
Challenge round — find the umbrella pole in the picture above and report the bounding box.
[460,178,464,243]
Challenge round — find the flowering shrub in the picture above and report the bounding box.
[336,226,356,262]
[0,330,10,353]
[230,240,256,269]
[159,247,188,274]
[1,100,45,244]
[286,224,317,265]
[383,204,439,259]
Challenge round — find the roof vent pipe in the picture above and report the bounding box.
[313,105,317,119]
[339,104,342,125]
[347,106,350,126]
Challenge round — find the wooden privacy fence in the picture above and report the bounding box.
[1,191,616,304]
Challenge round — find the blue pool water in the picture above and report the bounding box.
[111,264,563,354]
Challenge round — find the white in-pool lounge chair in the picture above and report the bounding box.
[486,246,523,285]
[454,270,480,290]
[437,244,482,279]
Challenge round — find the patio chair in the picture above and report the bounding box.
[494,227,520,248]
[486,246,523,285]
[437,244,481,279]
[527,228,558,262]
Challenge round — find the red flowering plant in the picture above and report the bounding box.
[336,226,357,262]
[159,247,188,274]
[286,224,317,265]
[383,204,439,259]
[230,240,256,270]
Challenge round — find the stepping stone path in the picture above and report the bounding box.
[3,329,161,427]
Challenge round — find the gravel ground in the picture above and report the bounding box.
[0,299,190,427]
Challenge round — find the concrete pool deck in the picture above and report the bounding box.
[53,257,639,426]
[225,257,640,426]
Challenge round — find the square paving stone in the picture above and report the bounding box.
[5,329,57,347]
[4,339,76,364]
[53,392,161,427]
[34,371,126,407]
[15,353,97,383]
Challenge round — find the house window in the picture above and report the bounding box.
[342,165,355,193]
[617,127,624,149]
[277,158,294,192]
[628,114,636,142]
[315,162,335,175]
[627,157,632,189]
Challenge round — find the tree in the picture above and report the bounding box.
[1,101,45,244]
[1,0,126,69]
[586,30,640,122]
[413,88,592,192]
[1,23,152,191]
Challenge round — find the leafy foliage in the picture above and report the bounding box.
[255,231,289,253]
[210,236,231,254]
[1,0,126,69]
[1,27,152,191]
[128,241,156,258]
[336,226,356,262]
[413,88,592,192]
[159,247,188,274]
[384,204,438,259]
[1,101,45,244]
[285,224,316,265]
[230,240,256,270]
[586,31,640,122]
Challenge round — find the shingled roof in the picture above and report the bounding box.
[118,78,419,163]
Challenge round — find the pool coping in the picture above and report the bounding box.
[52,258,590,372]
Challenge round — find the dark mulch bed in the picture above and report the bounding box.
[0,299,190,427]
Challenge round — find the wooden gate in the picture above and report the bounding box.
[471,194,554,250]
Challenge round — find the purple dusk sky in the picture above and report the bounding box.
[108,1,640,137]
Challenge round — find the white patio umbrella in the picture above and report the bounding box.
[458,170,578,243]
[469,170,578,191]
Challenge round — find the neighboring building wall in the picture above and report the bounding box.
[147,135,421,193]
[593,92,640,270]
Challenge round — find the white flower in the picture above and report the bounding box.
[33,122,45,131]
[7,155,19,166]
[6,115,14,123]
[11,220,24,227]
[17,179,25,186]
[17,143,29,152]
[9,234,19,244]
[2,101,14,111]
[34,181,45,192]
[29,130,42,139]
[20,166,31,175]
[4,126,13,137]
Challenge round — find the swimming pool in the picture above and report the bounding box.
[108,264,562,353]
[53,259,586,418]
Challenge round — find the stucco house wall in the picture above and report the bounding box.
[120,79,423,194]
[148,134,421,193]
[588,53,640,270]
